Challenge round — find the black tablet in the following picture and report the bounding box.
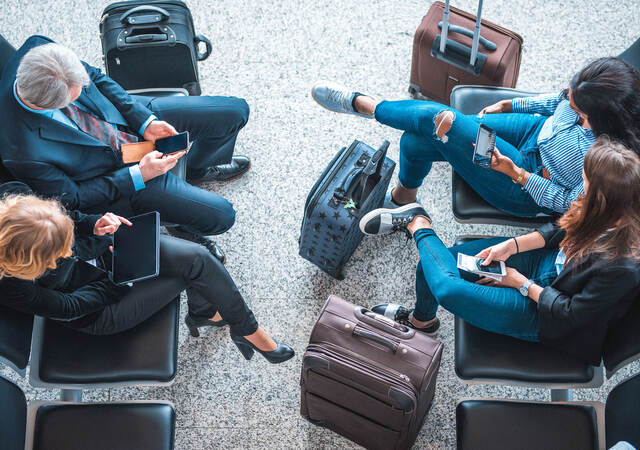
[111,211,160,285]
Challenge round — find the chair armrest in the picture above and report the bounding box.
[450,85,542,115]
[127,88,188,97]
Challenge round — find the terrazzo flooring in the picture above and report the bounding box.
[1,1,639,448]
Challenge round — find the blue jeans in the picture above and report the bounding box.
[413,229,559,341]
[374,100,552,217]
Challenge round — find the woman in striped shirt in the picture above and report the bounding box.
[311,57,640,216]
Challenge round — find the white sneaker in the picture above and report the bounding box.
[311,81,373,118]
[359,203,431,236]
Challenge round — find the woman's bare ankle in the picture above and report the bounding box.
[391,186,418,205]
[407,216,432,235]
[243,327,277,352]
[354,95,379,116]
[410,315,436,328]
[209,312,223,323]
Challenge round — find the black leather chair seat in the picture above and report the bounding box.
[456,400,598,450]
[0,305,33,372]
[452,173,557,226]
[605,372,640,448]
[455,317,595,383]
[0,376,27,450]
[33,403,175,450]
[602,297,640,376]
[36,297,179,384]
[454,235,595,383]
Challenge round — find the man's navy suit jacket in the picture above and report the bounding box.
[0,35,155,210]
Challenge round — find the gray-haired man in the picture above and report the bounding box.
[0,35,252,262]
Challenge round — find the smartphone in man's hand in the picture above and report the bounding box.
[155,131,191,155]
[473,124,496,169]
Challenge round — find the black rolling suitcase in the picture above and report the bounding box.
[299,140,395,280]
[99,0,212,95]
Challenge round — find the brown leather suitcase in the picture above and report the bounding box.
[300,295,444,450]
[409,0,523,105]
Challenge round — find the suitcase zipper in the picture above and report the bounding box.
[320,343,418,393]
[305,348,417,415]
[304,142,358,219]
[307,344,418,402]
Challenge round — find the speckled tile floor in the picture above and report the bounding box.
[1,1,639,449]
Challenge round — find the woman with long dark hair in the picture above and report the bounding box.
[311,57,640,216]
[361,137,640,364]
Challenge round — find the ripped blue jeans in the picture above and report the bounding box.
[374,100,552,217]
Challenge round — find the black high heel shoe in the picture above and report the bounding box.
[230,333,295,364]
[185,314,228,337]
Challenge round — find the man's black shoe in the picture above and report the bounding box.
[187,155,251,183]
[166,226,226,264]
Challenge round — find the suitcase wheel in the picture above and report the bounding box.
[304,417,325,426]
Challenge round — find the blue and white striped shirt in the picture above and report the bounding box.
[512,92,595,212]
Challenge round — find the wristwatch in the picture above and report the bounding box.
[519,279,534,297]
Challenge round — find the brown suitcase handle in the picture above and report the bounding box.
[353,327,399,353]
[437,22,496,51]
[353,307,415,339]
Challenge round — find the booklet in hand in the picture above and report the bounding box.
[457,253,506,281]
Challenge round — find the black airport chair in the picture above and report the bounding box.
[0,375,176,450]
[453,236,640,401]
[0,34,17,182]
[449,36,640,227]
[449,87,556,227]
[0,279,182,401]
[0,305,34,376]
[456,371,640,450]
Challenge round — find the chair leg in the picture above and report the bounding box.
[60,389,82,402]
[550,389,572,401]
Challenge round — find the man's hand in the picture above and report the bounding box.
[139,150,186,182]
[490,147,522,180]
[477,99,512,117]
[476,267,528,289]
[475,239,517,265]
[143,120,178,142]
[94,212,132,236]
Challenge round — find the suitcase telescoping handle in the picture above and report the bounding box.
[437,22,496,51]
[353,327,399,353]
[433,0,494,76]
[120,5,170,25]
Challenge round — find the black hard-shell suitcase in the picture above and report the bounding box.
[99,0,212,95]
[299,140,395,280]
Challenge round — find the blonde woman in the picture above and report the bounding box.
[0,183,293,364]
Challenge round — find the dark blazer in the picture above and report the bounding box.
[536,223,640,365]
[0,182,128,328]
[0,35,154,211]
